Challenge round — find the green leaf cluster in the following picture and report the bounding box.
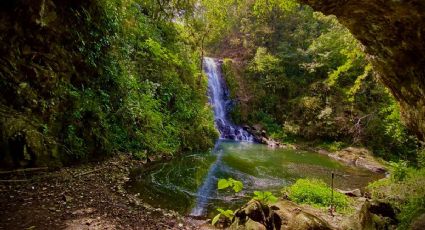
[253,191,278,204]
[211,208,234,226]
[200,0,420,162]
[217,178,243,193]
[389,160,409,182]
[0,0,218,165]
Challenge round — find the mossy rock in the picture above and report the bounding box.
[0,108,61,168]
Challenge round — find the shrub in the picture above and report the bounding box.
[285,178,349,211]
[389,160,409,182]
[367,167,425,229]
[318,141,346,152]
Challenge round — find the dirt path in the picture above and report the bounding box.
[0,155,208,229]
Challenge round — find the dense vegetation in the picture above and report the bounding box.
[0,0,217,167]
[200,0,421,163]
[1,0,425,229]
[368,164,425,229]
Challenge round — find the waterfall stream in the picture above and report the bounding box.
[204,57,254,142]
[190,57,254,216]
[127,57,383,218]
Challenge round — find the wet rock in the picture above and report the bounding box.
[336,188,362,197]
[252,124,263,131]
[230,200,281,230]
[330,147,386,173]
[355,157,386,173]
[353,200,398,230]
[231,199,334,230]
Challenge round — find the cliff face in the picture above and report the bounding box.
[0,0,90,167]
[300,0,425,141]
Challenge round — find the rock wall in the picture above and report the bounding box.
[299,0,425,140]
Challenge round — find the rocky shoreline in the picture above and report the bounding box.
[0,154,205,230]
[244,124,387,174]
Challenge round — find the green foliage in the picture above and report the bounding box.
[202,0,419,162]
[318,141,346,152]
[211,208,235,226]
[368,167,425,229]
[418,148,425,168]
[0,0,217,165]
[389,161,409,182]
[217,178,243,193]
[398,197,425,229]
[253,191,278,204]
[285,178,349,212]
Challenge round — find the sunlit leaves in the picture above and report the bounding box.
[253,191,278,204]
[217,178,243,192]
[211,208,234,226]
[253,0,298,17]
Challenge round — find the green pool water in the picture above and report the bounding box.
[127,140,383,218]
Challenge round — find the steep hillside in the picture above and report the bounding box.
[0,0,217,168]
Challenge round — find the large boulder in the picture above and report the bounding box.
[352,200,398,230]
[230,200,282,230]
[288,211,332,230]
[329,147,386,173]
[230,200,332,230]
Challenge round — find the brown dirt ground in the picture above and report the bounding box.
[0,154,209,230]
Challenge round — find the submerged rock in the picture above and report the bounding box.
[336,188,362,197]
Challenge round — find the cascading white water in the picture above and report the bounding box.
[204,57,254,142]
[190,57,254,217]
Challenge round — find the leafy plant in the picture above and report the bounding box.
[284,178,349,211]
[217,178,244,193]
[253,191,278,204]
[211,208,234,226]
[389,160,409,182]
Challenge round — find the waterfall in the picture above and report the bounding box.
[190,57,254,217]
[204,57,254,142]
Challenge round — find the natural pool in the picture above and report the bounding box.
[127,140,383,218]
